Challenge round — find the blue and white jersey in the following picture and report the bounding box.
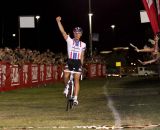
[66,35,86,60]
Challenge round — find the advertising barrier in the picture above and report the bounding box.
[0,63,106,92]
[86,63,106,78]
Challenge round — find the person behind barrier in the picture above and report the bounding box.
[56,16,86,105]
[130,33,160,65]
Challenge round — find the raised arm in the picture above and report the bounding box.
[138,58,158,65]
[56,16,68,40]
[130,43,154,52]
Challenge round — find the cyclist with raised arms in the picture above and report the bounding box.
[56,16,86,105]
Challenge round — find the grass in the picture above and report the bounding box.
[0,77,160,129]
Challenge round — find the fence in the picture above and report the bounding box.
[0,62,106,92]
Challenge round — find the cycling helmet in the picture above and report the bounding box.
[73,27,83,34]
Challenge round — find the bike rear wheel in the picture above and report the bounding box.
[66,81,74,111]
[66,98,73,111]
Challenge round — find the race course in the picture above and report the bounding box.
[0,76,160,130]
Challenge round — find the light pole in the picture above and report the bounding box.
[18,17,21,48]
[1,16,4,46]
[35,15,40,48]
[89,0,93,57]
[111,24,116,43]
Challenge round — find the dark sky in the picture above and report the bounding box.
[0,0,153,53]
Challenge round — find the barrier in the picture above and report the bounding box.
[101,64,106,77]
[0,62,106,92]
[87,64,97,78]
[96,64,102,77]
[0,63,58,92]
[86,63,106,78]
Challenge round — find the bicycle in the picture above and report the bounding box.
[62,69,82,111]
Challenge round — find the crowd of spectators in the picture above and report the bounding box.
[0,47,65,66]
[0,47,106,67]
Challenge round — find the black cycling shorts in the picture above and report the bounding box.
[65,59,82,72]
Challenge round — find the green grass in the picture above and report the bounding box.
[0,77,160,129]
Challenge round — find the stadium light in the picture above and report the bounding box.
[35,15,40,20]
[111,25,116,30]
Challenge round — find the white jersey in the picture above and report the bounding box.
[66,35,86,60]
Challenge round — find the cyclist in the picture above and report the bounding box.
[56,16,86,105]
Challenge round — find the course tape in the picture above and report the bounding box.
[74,124,160,129]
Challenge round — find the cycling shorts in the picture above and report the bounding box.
[64,59,82,72]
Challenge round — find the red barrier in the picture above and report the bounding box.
[57,65,63,81]
[22,64,30,87]
[52,65,58,81]
[101,64,106,77]
[0,63,106,92]
[46,64,54,83]
[87,63,106,78]
[39,64,45,83]
[87,64,97,78]
[0,63,10,91]
[4,64,12,91]
[96,64,102,77]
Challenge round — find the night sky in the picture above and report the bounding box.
[0,0,153,53]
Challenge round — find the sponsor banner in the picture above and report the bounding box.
[0,63,106,92]
[11,65,20,86]
[40,64,45,82]
[31,64,38,83]
[96,64,102,77]
[46,65,53,81]
[22,64,30,86]
[102,64,106,76]
[53,65,58,81]
[88,64,97,78]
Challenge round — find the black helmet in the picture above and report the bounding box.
[73,27,83,34]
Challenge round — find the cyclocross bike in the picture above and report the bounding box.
[62,69,82,111]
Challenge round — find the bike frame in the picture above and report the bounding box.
[63,70,82,111]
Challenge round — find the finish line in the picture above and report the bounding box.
[1,124,160,129]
